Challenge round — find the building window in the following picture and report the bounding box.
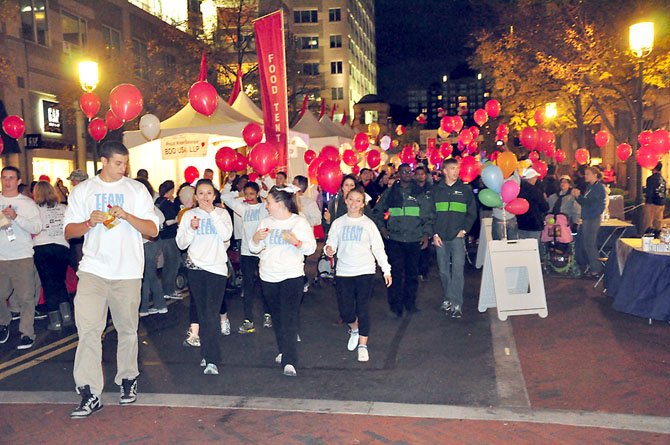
[330,61,343,74]
[294,10,318,23]
[299,36,319,50]
[331,87,343,100]
[302,63,319,76]
[61,10,87,50]
[329,35,342,48]
[20,0,48,46]
[102,25,121,56]
[132,39,149,79]
[329,8,341,22]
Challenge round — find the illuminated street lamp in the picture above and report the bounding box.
[78,61,100,172]
[545,102,557,120]
[629,21,654,202]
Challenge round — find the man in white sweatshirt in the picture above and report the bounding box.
[0,166,42,350]
[64,141,159,419]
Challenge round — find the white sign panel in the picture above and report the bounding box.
[160,133,209,160]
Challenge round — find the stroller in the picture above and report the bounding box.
[312,248,336,287]
[541,213,580,276]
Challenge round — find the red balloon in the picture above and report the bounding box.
[184,166,200,183]
[354,132,369,152]
[248,141,280,176]
[215,147,238,171]
[651,129,670,153]
[452,115,464,132]
[638,130,653,146]
[440,116,455,133]
[351,165,360,175]
[496,123,509,137]
[616,143,632,162]
[429,150,443,166]
[458,130,473,146]
[520,127,538,150]
[248,172,259,182]
[469,126,480,139]
[554,149,566,164]
[594,130,610,148]
[0,137,3,154]
[473,108,488,126]
[647,140,667,157]
[2,115,25,139]
[109,83,143,122]
[367,150,381,169]
[636,147,660,170]
[320,145,341,163]
[529,151,540,162]
[489,151,500,162]
[400,147,415,164]
[79,92,101,120]
[459,155,480,183]
[234,153,248,171]
[342,149,357,166]
[544,143,556,158]
[485,100,501,118]
[87,118,108,142]
[308,157,324,180]
[533,160,548,179]
[534,109,544,126]
[439,143,453,158]
[536,129,554,153]
[303,149,316,165]
[242,123,263,147]
[575,148,590,165]
[316,160,343,193]
[105,109,124,131]
[505,198,530,215]
[188,81,218,117]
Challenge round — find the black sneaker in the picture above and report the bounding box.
[119,377,137,404]
[34,310,48,320]
[71,386,103,418]
[10,312,20,321]
[16,336,34,350]
[0,325,8,344]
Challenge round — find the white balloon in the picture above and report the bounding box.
[139,113,160,140]
[380,135,391,151]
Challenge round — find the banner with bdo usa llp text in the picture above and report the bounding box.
[254,10,288,171]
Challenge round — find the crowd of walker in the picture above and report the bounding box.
[0,140,666,418]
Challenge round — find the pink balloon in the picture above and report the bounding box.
[2,115,25,139]
[248,141,280,176]
[105,109,124,131]
[505,197,529,215]
[184,166,199,183]
[79,92,101,119]
[485,100,501,119]
[109,83,143,122]
[242,123,263,147]
[188,81,218,117]
[317,160,343,193]
[87,118,107,142]
[500,179,520,203]
[367,150,381,169]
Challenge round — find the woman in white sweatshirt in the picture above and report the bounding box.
[249,186,316,377]
[325,187,392,362]
[176,179,233,375]
[222,181,271,334]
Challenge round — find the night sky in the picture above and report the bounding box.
[375,0,480,106]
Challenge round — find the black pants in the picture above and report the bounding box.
[241,255,268,322]
[261,277,303,367]
[335,274,374,337]
[419,244,432,276]
[188,281,227,324]
[34,243,70,312]
[387,239,421,314]
[187,269,226,366]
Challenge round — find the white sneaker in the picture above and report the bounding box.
[156,307,168,314]
[203,363,219,375]
[303,282,310,293]
[296,333,301,342]
[357,345,369,362]
[139,308,159,317]
[275,353,282,364]
[221,319,231,336]
[440,301,452,312]
[283,364,297,377]
[200,358,206,367]
[347,329,359,351]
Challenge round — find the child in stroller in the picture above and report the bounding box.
[541,213,580,276]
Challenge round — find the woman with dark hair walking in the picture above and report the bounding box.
[250,186,316,376]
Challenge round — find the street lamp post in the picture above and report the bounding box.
[78,61,99,173]
[629,21,654,203]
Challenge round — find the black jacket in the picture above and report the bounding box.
[372,181,432,242]
[517,181,549,231]
[645,172,667,206]
[428,179,477,241]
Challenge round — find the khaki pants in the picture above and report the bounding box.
[642,204,665,233]
[73,272,141,396]
[0,258,37,339]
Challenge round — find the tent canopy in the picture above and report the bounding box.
[231,93,263,123]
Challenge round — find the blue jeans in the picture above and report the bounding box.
[435,237,466,307]
[492,217,518,240]
[158,237,180,296]
[140,241,167,312]
[576,218,602,273]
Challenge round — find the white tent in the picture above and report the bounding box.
[319,115,355,138]
[231,93,263,124]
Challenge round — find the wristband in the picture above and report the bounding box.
[85,219,93,229]
[294,240,302,248]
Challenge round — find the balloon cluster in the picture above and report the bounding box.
[478,152,529,215]
[77,83,145,143]
[635,129,670,169]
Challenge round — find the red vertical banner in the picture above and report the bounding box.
[254,11,288,171]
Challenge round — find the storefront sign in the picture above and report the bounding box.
[160,133,209,160]
[42,100,62,134]
[25,133,42,148]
